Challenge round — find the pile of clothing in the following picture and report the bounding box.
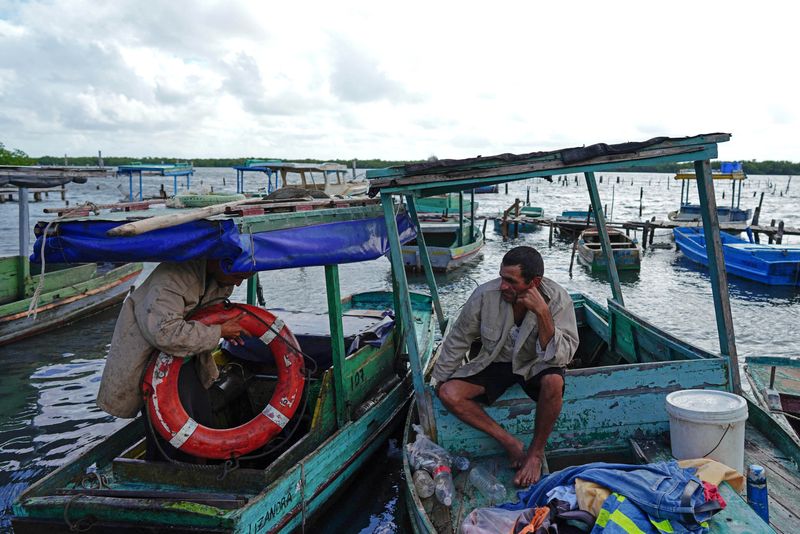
[462,459,744,534]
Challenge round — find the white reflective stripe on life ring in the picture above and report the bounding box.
[258,317,285,346]
[169,418,198,449]
[262,403,289,429]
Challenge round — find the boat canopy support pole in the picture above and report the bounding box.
[406,195,446,333]
[18,187,30,297]
[693,160,741,394]
[458,192,464,247]
[325,264,350,427]
[246,275,257,306]
[382,194,436,439]
[470,189,475,241]
[584,172,624,305]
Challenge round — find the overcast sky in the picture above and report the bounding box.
[0,1,797,161]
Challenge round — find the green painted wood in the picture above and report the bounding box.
[0,263,137,318]
[381,194,436,438]
[238,204,383,233]
[366,134,729,180]
[24,263,97,296]
[433,358,729,456]
[747,356,800,369]
[584,172,624,304]
[374,146,720,197]
[246,275,256,305]
[405,196,445,333]
[0,256,22,303]
[325,264,349,427]
[694,159,742,394]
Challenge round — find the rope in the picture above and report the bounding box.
[63,494,96,532]
[27,202,100,320]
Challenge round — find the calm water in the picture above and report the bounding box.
[0,168,798,533]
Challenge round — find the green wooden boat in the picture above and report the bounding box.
[746,356,800,439]
[493,206,545,234]
[577,227,641,272]
[414,194,478,215]
[11,201,437,533]
[368,133,800,533]
[402,222,484,272]
[0,166,142,346]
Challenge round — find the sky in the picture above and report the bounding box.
[0,0,798,161]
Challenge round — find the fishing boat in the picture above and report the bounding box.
[674,226,800,286]
[0,166,142,346]
[233,160,369,197]
[669,162,751,223]
[402,222,484,272]
[11,197,438,533]
[414,193,478,215]
[577,227,640,272]
[746,356,800,438]
[493,205,545,235]
[367,133,800,533]
[553,209,595,236]
[474,184,499,194]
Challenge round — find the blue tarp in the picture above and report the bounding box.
[30,213,416,272]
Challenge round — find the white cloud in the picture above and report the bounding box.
[0,0,798,160]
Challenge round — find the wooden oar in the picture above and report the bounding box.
[106,198,254,236]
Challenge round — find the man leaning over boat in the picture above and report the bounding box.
[432,246,579,487]
[97,259,252,461]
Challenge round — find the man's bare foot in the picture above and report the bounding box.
[502,438,526,468]
[513,454,543,487]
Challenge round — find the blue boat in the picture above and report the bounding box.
[674,227,800,286]
[670,163,751,223]
[554,209,595,235]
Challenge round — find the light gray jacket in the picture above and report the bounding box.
[97,260,234,418]
[432,277,579,383]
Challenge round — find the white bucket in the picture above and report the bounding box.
[665,390,748,473]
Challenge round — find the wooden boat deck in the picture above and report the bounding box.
[411,410,800,534]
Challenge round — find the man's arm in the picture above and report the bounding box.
[518,286,578,365]
[431,290,483,383]
[134,278,225,358]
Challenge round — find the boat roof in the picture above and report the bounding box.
[116,163,194,176]
[0,165,111,188]
[367,133,728,196]
[30,198,416,272]
[234,160,347,173]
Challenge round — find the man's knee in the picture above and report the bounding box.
[538,373,564,400]
[437,380,459,406]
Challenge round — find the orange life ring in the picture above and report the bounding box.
[142,303,305,459]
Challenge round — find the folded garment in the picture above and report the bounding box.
[677,458,745,493]
[575,478,610,517]
[545,484,578,509]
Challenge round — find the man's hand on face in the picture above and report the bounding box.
[220,312,247,346]
[516,284,548,315]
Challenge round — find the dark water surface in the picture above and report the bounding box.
[0,169,798,532]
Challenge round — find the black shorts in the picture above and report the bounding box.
[458,363,565,405]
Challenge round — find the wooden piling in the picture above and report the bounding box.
[548,223,554,247]
[769,220,776,244]
[752,192,764,243]
[639,187,644,217]
[649,216,656,246]
[776,220,785,244]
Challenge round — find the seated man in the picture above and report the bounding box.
[433,246,578,486]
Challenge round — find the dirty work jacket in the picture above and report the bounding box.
[431,277,579,384]
[97,260,234,418]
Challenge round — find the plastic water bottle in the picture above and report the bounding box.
[450,454,470,471]
[747,464,769,523]
[433,465,455,506]
[468,466,506,502]
[412,469,435,499]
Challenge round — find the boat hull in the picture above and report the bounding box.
[674,227,800,286]
[576,229,641,272]
[402,226,484,272]
[12,291,437,533]
[0,262,142,346]
[668,204,752,223]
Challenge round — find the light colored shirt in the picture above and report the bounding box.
[432,276,579,383]
[97,260,234,418]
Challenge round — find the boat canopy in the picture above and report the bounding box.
[30,210,416,273]
[0,165,110,188]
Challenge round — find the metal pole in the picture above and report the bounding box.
[694,160,741,394]
[406,195,446,333]
[458,192,464,247]
[18,187,30,297]
[381,194,436,439]
[585,172,624,305]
